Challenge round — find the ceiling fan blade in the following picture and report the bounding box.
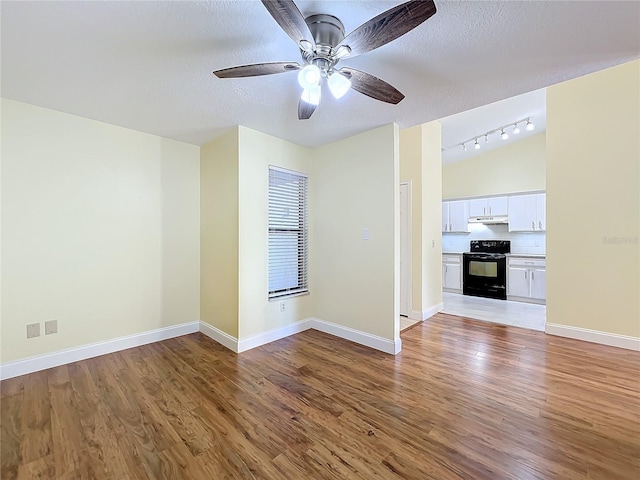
[337,0,436,58]
[340,68,405,105]
[298,98,317,120]
[261,0,315,49]
[213,62,300,78]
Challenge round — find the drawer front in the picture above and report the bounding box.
[443,255,461,264]
[508,257,546,268]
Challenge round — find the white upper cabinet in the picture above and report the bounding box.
[508,193,546,232]
[469,196,508,217]
[442,200,468,233]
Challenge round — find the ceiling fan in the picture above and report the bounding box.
[213,0,437,120]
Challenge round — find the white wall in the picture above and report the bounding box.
[312,124,399,341]
[1,99,200,363]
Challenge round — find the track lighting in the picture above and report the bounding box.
[446,116,536,154]
[526,118,535,131]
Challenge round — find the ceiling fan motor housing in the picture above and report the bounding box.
[305,14,345,56]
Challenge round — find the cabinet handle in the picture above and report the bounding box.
[489,207,492,215]
[531,271,534,280]
[525,270,528,280]
[539,221,542,230]
[532,221,535,230]
[449,223,452,232]
[483,207,486,215]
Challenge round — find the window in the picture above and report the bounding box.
[268,166,309,299]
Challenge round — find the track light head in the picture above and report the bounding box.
[513,124,520,135]
[474,139,480,150]
[501,129,509,140]
[526,119,535,131]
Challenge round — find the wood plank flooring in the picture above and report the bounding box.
[2,313,639,479]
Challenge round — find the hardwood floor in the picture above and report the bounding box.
[2,314,639,479]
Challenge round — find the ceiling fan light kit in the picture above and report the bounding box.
[213,0,437,119]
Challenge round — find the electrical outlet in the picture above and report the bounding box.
[280,302,286,312]
[27,323,40,339]
[45,319,58,335]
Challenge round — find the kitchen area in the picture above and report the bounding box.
[441,192,546,331]
[439,88,547,331]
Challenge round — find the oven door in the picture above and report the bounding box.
[463,253,507,300]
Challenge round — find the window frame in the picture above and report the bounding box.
[268,166,309,300]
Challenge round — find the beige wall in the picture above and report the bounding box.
[237,126,314,340]
[421,122,444,313]
[200,128,240,337]
[443,132,546,199]
[400,126,424,315]
[312,124,399,341]
[1,99,200,363]
[399,122,443,318]
[546,60,639,338]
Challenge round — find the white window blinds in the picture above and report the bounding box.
[268,167,309,299]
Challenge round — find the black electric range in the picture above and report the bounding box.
[463,240,510,300]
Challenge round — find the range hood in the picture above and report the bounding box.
[468,215,509,225]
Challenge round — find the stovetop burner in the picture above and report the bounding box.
[468,240,511,254]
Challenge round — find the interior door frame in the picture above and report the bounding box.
[399,182,412,317]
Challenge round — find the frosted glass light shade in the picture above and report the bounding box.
[301,86,321,106]
[327,72,351,99]
[297,65,321,89]
[526,120,535,131]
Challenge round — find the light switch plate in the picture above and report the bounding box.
[45,319,58,335]
[27,323,40,338]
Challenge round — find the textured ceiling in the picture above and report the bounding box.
[1,1,639,148]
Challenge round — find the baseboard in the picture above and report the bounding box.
[238,319,313,353]
[1,317,404,380]
[199,321,239,353]
[546,323,640,351]
[421,303,444,321]
[409,310,423,321]
[310,318,401,355]
[0,321,200,381]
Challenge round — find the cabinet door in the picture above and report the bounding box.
[444,263,462,290]
[530,268,546,300]
[468,199,487,217]
[442,202,449,232]
[448,200,469,232]
[488,196,508,216]
[536,194,546,231]
[508,194,537,232]
[508,267,530,297]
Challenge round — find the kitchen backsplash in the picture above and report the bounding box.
[442,224,546,255]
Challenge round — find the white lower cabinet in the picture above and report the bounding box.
[507,257,546,304]
[442,254,462,293]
